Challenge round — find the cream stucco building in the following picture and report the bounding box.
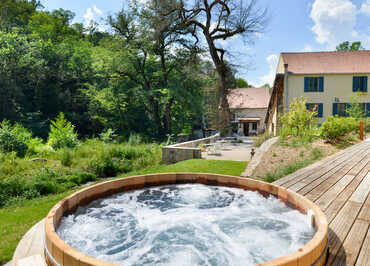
[266,51,370,136]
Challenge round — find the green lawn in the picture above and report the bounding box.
[0,159,247,264]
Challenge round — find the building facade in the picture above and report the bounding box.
[266,51,370,136]
[228,87,270,136]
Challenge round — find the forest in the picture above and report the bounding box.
[0,0,241,141]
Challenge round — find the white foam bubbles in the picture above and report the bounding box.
[57,184,316,265]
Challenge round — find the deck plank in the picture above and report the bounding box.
[356,228,370,266]
[331,219,369,266]
[349,172,370,204]
[326,201,363,265]
[273,140,370,266]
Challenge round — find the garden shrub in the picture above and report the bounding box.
[28,168,64,195]
[88,152,120,177]
[0,169,97,207]
[48,113,78,150]
[280,97,317,142]
[69,172,97,185]
[99,128,117,143]
[0,121,28,157]
[320,116,358,142]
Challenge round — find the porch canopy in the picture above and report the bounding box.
[238,118,261,122]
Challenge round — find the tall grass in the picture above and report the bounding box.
[0,139,161,207]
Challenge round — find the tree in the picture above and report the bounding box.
[336,41,364,51]
[346,94,365,119]
[161,0,268,136]
[0,0,42,32]
[103,4,207,139]
[235,78,252,88]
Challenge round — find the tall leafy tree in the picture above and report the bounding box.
[103,3,206,138]
[160,0,268,136]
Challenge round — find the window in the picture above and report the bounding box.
[353,76,368,92]
[252,122,258,131]
[336,103,347,117]
[306,103,323,117]
[334,103,370,117]
[304,77,324,92]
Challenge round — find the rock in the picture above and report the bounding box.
[29,158,47,162]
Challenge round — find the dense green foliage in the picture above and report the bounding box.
[319,116,358,143]
[280,97,318,142]
[0,138,161,207]
[0,0,217,141]
[0,121,42,157]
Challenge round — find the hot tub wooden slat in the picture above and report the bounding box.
[274,140,370,265]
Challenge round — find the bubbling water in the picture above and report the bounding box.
[57,184,315,265]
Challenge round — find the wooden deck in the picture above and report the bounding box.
[274,140,370,266]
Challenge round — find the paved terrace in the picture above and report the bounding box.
[274,140,370,266]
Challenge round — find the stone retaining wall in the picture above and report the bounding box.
[162,133,220,164]
[241,136,279,177]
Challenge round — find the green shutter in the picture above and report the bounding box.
[367,103,370,117]
[304,77,309,92]
[353,77,359,92]
[319,77,324,92]
[305,103,309,110]
[364,76,368,92]
[318,104,323,117]
[333,103,338,116]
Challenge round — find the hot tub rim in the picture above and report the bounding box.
[44,173,328,266]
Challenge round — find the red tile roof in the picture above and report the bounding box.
[228,87,270,109]
[281,51,370,74]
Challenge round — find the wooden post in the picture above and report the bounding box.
[360,121,364,141]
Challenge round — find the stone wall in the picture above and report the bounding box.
[162,133,220,164]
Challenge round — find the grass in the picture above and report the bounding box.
[0,190,76,264]
[0,159,247,264]
[263,147,323,183]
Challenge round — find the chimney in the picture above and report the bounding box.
[284,63,288,74]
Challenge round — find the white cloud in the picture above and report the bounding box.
[302,44,313,52]
[310,0,357,48]
[258,54,278,87]
[360,0,370,15]
[93,5,103,16]
[83,5,104,30]
[83,7,94,26]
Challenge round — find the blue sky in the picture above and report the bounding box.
[40,0,370,87]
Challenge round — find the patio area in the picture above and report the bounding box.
[201,137,254,161]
